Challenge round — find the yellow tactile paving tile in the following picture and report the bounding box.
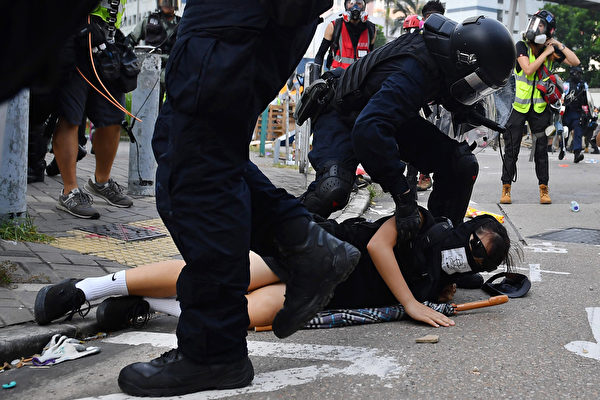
[50,219,180,267]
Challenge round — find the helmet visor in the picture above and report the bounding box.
[450,71,499,106]
[525,16,547,43]
[346,0,365,10]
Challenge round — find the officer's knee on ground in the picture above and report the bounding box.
[301,162,354,218]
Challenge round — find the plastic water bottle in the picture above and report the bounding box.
[570,201,580,212]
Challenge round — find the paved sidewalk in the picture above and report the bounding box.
[0,142,370,362]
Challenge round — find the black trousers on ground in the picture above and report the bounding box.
[152,19,317,364]
[501,107,551,185]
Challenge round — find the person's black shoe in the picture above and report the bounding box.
[272,221,360,339]
[592,148,600,155]
[96,296,151,332]
[45,145,87,177]
[118,350,254,397]
[574,151,584,164]
[45,157,60,176]
[452,273,484,289]
[34,279,88,325]
[27,166,45,183]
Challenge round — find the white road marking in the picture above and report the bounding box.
[564,307,600,362]
[514,266,570,276]
[529,264,542,282]
[79,333,408,400]
[524,242,568,254]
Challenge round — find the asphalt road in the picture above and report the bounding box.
[2,147,600,400]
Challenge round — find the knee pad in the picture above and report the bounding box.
[302,162,354,218]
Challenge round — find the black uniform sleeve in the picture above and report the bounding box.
[314,38,331,68]
[259,0,333,26]
[514,41,527,74]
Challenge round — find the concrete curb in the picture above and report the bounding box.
[0,318,99,363]
[0,186,373,364]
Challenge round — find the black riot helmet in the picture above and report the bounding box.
[157,0,178,11]
[424,14,516,106]
[570,65,584,82]
[524,10,556,44]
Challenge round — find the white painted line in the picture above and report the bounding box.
[514,266,570,276]
[84,334,409,400]
[524,244,568,254]
[564,307,600,362]
[529,264,542,282]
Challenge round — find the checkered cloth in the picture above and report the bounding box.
[304,302,456,329]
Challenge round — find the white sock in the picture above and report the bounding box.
[144,297,181,317]
[76,270,129,301]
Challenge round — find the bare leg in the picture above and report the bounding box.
[246,283,285,328]
[52,118,80,193]
[93,124,121,183]
[248,251,281,290]
[125,260,185,298]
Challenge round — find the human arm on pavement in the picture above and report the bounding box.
[366,217,455,328]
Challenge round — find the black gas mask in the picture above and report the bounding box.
[343,0,367,23]
[438,215,504,275]
[570,66,583,82]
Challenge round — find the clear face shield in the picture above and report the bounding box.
[449,71,499,106]
[525,16,547,44]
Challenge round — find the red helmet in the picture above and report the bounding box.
[403,14,422,29]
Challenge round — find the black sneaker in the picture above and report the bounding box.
[84,178,133,208]
[34,279,88,325]
[56,188,100,219]
[118,350,254,397]
[272,221,360,339]
[96,296,150,332]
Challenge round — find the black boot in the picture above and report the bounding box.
[96,296,150,332]
[272,221,360,339]
[574,150,584,163]
[118,350,254,397]
[27,162,46,183]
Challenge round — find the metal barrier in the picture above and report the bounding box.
[128,48,161,196]
[0,89,29,218]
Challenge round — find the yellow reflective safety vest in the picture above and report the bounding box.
[513,41,553,114]
[90,0,126,29]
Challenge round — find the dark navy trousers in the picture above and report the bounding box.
[152,17,316,364]
[563,110,584,153]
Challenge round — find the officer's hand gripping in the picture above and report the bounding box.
[392,191,421,242]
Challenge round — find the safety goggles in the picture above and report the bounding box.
[450,71,499,106]
[470,233,499,271]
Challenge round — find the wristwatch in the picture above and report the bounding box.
[560,44,566,50]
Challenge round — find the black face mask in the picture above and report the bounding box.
[438,215,500,274]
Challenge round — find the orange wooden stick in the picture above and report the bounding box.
[254,325,273,332]
[453,295,509,312]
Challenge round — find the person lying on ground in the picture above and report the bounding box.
[34,209,512,331]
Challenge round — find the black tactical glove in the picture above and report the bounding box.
[392,191,421,242]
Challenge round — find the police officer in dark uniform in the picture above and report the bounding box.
[299,15,515,236]
[564,65,593,163]
[117,1,361,397]
[127,0,181,104]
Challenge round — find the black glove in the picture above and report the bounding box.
[392,191,421,242]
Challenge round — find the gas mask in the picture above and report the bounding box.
[438,215,503,275]
[343,0,367,23]
[525,17,548,44]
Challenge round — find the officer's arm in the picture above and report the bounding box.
[367,217,454,328]
[129,18,146,44]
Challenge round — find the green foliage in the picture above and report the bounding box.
[373,24,387,48]
[0,215,54,243]
[391,0,426,34]
[0,261,17,286]
[544,3,600,85]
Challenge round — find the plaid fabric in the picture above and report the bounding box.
[304,302,456,329]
